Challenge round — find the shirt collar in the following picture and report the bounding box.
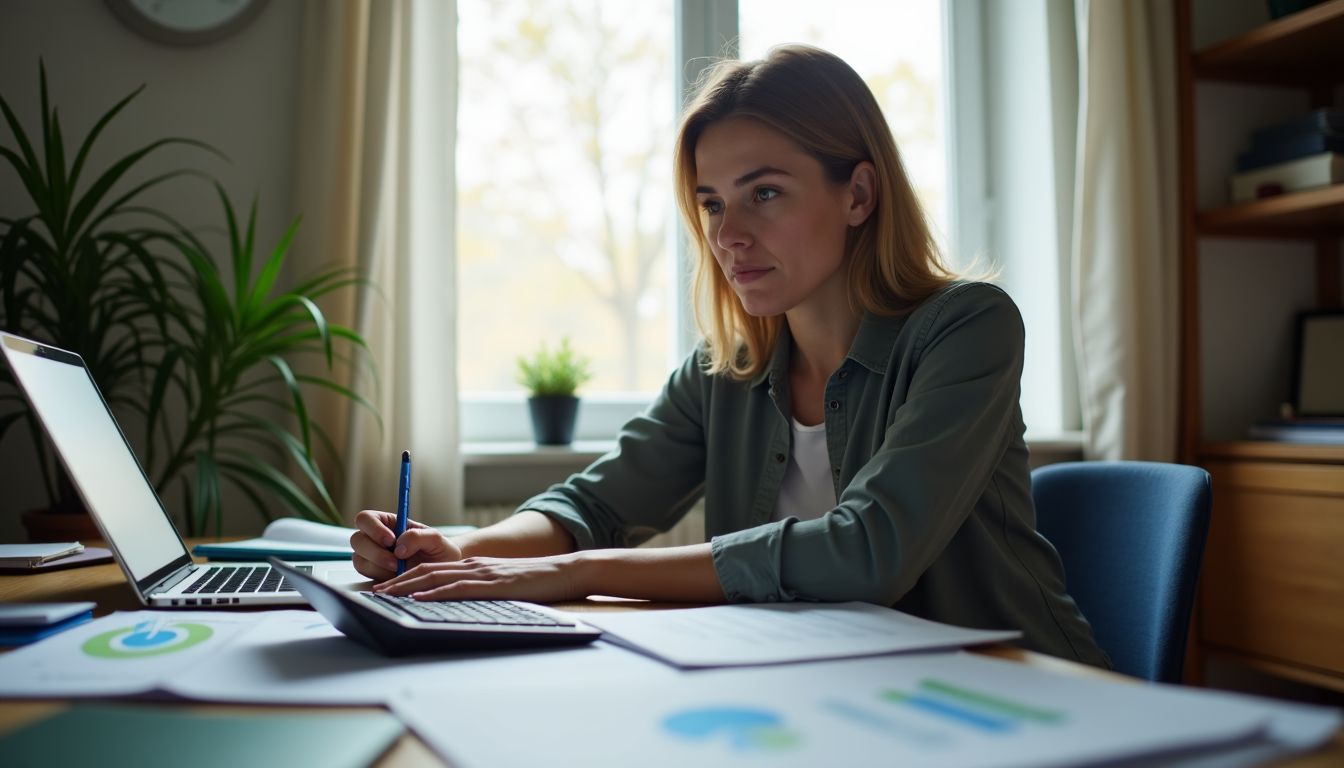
[846,311,908,375]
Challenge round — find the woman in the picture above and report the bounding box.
[351,44,1109,667]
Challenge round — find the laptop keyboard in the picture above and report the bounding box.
[184,565,310,594]
[367,593,574,627]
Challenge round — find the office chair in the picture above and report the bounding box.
[1031,461,1212,683]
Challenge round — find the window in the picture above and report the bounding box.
[456,0,677,400]
[457,1,1078,445]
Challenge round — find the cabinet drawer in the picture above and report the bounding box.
[1201,460,1344,677]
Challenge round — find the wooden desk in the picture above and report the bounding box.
[3,551,1341,766]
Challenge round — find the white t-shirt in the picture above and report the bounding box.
[771,417,837,522]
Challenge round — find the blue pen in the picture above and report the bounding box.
[394,450,411,575]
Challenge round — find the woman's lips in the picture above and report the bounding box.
[731,266,773,284]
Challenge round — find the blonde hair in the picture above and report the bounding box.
[674,44,957,380]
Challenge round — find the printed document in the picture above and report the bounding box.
[580,601,1021,668]
[392,651,1342,768]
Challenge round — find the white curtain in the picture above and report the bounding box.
[1071,0,1180,461]
[292,0,462,523]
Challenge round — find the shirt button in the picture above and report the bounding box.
[828,400,841,411]
[774,452,786,463]
[838,370,850,380]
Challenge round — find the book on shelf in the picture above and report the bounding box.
[1250,107,1343,147]
[1248,419,1344,445]
[1237,133,1344,171]
[1229,152,1344,203]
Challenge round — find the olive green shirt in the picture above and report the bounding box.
[519,282,1110,667]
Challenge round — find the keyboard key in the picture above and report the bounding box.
[367,594,572,627]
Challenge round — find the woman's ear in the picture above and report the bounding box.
[846,161,878,227]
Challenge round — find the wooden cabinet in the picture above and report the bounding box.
[1176,0,1344,692]
[1200,444,1344,689]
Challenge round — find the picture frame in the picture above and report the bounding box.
[1292,310,1344,417]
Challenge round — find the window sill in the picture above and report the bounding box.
[463,432,1084,473]
[462,440,615,467]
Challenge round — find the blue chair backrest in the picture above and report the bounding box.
[1031,461,1212,683]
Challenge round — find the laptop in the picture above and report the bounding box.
[0,331,361,607]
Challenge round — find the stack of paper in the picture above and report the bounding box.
[393,652,1342,768]
[0,605,1337,768]
[0,541,83,567]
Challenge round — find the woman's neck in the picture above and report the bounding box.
[785,280,863,383]
[785,290,863,427]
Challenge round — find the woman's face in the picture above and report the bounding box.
[694,117,872,318]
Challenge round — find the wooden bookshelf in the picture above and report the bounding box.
[1198,184,1344,237]
[1178,0,1344,694]
[1194,0,1344,84]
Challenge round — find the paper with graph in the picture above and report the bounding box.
[392,651,1337,768]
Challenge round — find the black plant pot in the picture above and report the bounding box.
[527,395,580,445]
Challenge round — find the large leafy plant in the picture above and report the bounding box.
[0,63,208,511]
[1,63,376,535]
[153,187,377,535]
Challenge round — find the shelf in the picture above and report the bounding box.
[1200,440,1344,464]
[1197,184,1344,237]
[1194,0,1344,84]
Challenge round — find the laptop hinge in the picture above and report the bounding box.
[158,564,198,592]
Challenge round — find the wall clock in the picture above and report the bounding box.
[106,0,269,46]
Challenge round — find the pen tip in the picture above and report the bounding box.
[402,450,410,460]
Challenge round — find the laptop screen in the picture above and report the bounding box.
[2,335,188,583]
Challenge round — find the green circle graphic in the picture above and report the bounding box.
[82,622,214,659]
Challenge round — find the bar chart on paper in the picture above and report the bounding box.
[394,652,1274,768]
[657,677,1066,757]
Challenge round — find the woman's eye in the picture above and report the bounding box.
[700,199,723,215]
[753,187,780,203]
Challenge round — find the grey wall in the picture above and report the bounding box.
[0,0,304,541]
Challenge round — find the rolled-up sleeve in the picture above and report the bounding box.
[516,350,710,549]
[711,284,1026,605]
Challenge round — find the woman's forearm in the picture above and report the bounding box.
[454,510,577,559]
[573,543,726,603]
[452,512,725,602]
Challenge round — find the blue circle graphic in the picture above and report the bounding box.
[663,707,800,751]
[123,627,179,648]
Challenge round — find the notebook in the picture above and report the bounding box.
[0,704,404,768]
[0,332,361,607]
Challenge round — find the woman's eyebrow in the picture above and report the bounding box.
[695,166,792,194]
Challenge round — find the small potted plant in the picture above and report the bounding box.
[515,337,592,446]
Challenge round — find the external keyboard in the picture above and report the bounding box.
[366,593,575,627]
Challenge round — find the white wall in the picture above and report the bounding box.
[0,0,304,540]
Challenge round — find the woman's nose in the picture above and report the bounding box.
[714,208,752,251]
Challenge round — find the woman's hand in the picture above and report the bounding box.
[350,509,464,582]
[370,553,588,604]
